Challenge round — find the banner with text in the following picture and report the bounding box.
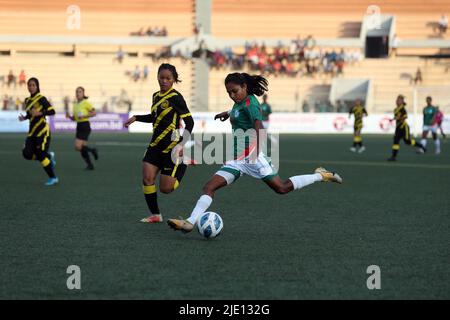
[49,113,129,132]
[128,112,450,134]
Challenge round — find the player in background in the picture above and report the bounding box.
[420,96,440,155]
[387,95,426,161]
[348,99,368,153]
[18,77,59,186]
[435,106,446,139]
[260,94,277,146]
[167,72,342,233]
[66,87,99,170]
[260,94,272,129]
[124,63,194,223]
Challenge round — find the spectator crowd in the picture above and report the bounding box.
[130,26,168,37]
[204,36,363,78]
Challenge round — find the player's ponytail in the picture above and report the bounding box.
[224,72,268,96]
[76,86,89,99]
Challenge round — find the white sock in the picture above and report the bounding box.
[289,173,322,190]
[187,195,213,225]
[435,139,440,150]
[184,140,195,149]
[421,139,427,148]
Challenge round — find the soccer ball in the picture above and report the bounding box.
[197,212,223,239]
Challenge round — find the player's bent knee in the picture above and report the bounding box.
[142,177,155,186]
[275,187,290,195]
[159,187,173,194]
[271,184,289,195]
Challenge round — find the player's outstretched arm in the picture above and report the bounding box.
[214,111,229,121]
[124,114,155,127]
[123,116,136,128]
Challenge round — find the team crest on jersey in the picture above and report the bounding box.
[161,101,169,109]
[234,110,240,118]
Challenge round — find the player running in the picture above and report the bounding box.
[387,95,426,161]
[348,99,368,153]
[124,63,194,223]
[420,96,440,155]
[18,77,59,186]
[167,72,342,233]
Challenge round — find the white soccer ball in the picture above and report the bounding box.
[197,211,223,239]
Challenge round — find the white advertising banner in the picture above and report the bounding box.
[127,112,449,134]
[0,111,29,132]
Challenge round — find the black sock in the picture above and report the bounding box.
[391,149,398,158]
[84,146,94,153]
[353,142,357,147]
[358,142,363,147]
[40,157,55,178]
[42,162,56,178]
[81,146,93,166]
[415,142,425,150]
[143,185,160,214]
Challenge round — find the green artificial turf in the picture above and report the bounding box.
[0,133,448,299]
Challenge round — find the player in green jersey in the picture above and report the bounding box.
[260,94,278,147]
[260,94,272,128]
[167,72,343,233]
[420,96,440,154]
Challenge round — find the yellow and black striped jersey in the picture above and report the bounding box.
[394,104,408,128]
[349,105,368,122]
[24,93,55,137]
[135,88,194,153]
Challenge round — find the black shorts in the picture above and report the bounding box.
[393,124,414,145]
[23,134,51,160]
[143,146,187,181]
[76,122,91,140]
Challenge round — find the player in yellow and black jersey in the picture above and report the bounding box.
[66,87,98,170]
[18,77,59,186]
[387,95,426,161]
[124,63,194,223]
[348,99,368,153]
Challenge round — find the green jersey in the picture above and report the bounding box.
[260,103,272,121]
[423,105,437,126]
[229,95,263,159]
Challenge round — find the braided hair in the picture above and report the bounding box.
[158,63,181,83]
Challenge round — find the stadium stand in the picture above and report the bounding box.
[0,0,194,37]
[0,54,193,113]
[1,0,449,114]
